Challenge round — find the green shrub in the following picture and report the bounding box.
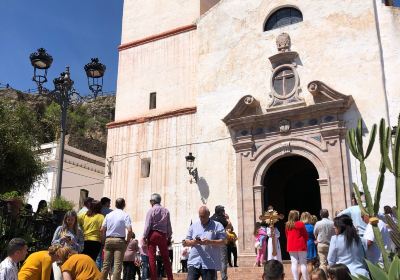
[49,196,74,211]
[0,191,23,201]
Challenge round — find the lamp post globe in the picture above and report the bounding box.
[84,57,106,97]
[185,152,195,170]
[29,48,53,93]
[30,48,53,70]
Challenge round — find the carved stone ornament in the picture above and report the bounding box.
[276,33,290,53]
[279,119,290,133]
[267,33,304,110]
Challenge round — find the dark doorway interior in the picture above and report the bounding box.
[263,155,321,260]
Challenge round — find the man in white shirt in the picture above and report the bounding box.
[77,196,93,216]
[0,238,28,280]
[362,213,391,265]
[314,209,335,271]
[339,193,367,237]
[101,198,133,280]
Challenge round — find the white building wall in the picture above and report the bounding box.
[105,113,205,240]
[27,143,105,211]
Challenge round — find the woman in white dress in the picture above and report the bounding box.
[266,226,282,262]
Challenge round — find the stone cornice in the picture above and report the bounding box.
[118,24,197,51]
[40,143,105,173]
[223,81,353,129]
[107,107,197,129]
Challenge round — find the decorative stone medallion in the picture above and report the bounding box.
[267,33,304,109]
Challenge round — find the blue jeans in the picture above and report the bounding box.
[141,254,149,279]
[96,245,104,269]
[187,266,217,280]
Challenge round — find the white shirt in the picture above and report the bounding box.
[102,208,132,238]
[364,219,391,264]
[314,218,335,245]
[339,206,367,236]
[77,206,88,216]
[0,257,18,280]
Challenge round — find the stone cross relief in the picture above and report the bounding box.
[274,69,295,97]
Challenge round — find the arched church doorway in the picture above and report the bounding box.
[263,155,321,260]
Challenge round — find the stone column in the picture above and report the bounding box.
[253,185,265,224]
[236,151,260,266]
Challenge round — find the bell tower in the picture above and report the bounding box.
[121,0,220,44]
[114,0,220,121]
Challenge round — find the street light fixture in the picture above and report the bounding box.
[185,152,199,183]
[29,48,106,197]
[84,58,106,98]
[29,48,53,93]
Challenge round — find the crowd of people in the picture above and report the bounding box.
[255,194,397,280]
[0,191,397,280]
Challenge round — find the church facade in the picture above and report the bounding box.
[104,0,400,262]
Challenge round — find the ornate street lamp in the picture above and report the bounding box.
[51,68,75,197]
[29,48,53,93]
[185,152,199,183]
[84,58,106,98]
[29,48,106,198]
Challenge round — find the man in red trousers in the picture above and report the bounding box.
[143,193,173,280]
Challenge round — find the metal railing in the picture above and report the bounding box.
[0,201,59,260]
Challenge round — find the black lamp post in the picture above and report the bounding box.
[185,152,199,183]
[29,48,106,197]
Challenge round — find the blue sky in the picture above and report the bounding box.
[0,0,123,95]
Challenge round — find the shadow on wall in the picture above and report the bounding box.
[197,177,210,204]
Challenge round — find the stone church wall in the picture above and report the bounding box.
[107,0,399,247]
[196,0,397,210]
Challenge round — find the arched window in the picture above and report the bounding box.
[264,7,303,31]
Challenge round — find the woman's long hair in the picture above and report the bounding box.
[286,210,300,230]
[87,200,102,217]
[327,263,352,280]
[300,211,312,224]
[310,268,327,280]
[254,222,261,236]
[61,210,79,235]
[333,214,360,245]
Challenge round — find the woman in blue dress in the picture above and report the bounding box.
[301,212,317,276]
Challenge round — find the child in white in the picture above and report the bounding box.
[266,226,282,262]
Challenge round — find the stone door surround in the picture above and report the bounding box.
[222,80,354,263]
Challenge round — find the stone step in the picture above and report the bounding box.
[163,264,298,280]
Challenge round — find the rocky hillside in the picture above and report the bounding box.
[0,87,115,157]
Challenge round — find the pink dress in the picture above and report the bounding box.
[255,227,268,263]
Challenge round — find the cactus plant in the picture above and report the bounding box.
[347,119,390,272]
[379,117,400,255]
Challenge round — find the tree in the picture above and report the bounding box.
[0,100,45,194]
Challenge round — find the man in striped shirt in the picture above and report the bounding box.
[0,238,28,280]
